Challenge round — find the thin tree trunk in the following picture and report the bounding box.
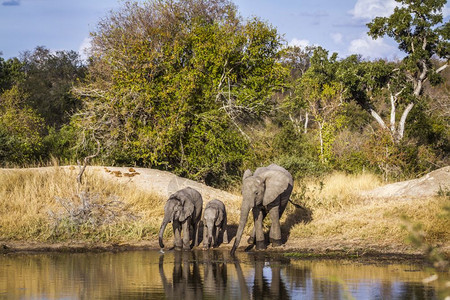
[390,92,396,134]
[397,102,414,142]
[77,139,100,186]
[304,112,309,134]
[369,108,388,130]
[318,122,324,163]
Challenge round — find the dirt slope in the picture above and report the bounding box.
[89,166,241,212]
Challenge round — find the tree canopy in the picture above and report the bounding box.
[0,0,448,182]
[73,0,287,184]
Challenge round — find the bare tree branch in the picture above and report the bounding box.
[77,138,101,186]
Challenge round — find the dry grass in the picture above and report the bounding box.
[286,172,450,252]
[1,167,448,254]
[0,166,165,243]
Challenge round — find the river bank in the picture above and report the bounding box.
[0,239,429,266]
[0,166,448,261]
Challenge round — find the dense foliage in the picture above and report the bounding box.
[0,0,448,184]
[71,0,287,185]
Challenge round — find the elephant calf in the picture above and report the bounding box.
[159,187,203,250]
[202,199,228,249]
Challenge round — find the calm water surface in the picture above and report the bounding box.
[0,250,447,299]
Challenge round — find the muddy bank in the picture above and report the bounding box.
[0,239,430,265]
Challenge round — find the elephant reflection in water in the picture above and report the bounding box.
[159,251,289,299]
[159,251,230,300]
[159,251,203,300]
[201,251,229,299]
[234,254,290,300]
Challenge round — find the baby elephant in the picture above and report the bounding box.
[203,199,228,249]
[159,187,203,250]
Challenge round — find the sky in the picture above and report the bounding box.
[0,0,449,61]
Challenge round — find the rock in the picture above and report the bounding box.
[362,166,450,199]
[90,166,241,211]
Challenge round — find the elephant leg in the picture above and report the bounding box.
[269,206,282,247]
[214,226,219,247]
[222,226,229,244]
[182,221,191,249]
[194,222,199,247]
[173,221,182,250]
[247,227,256,245]
[197,222,201,247]
[248,210,267,244]
[203,222,208,249]
[191,222,198,248]
[253,207,266,250]
[222,215,229,244]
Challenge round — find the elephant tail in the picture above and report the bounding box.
[288,199,305,209]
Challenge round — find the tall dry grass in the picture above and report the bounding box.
[0,166,165,243]
[287,172,449,252]
[1,167,448,253]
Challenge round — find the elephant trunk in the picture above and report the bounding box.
[159,218,169,248]
[231,204,251,256]
[207,220,215,247]
[203,219,214,248]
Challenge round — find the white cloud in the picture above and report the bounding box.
[289,38,311,48]
[78,37,92,61]
[350,0,397,20]
[348,35,397,59]
[331,33,343,44]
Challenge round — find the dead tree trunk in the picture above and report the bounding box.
[77,139,101,186]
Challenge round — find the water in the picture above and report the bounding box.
[0,250,447,299]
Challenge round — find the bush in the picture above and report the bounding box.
[0,87,45,165]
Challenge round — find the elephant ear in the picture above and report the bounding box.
[261,170,290,206]
[179,200,194,222]
[215,209,223,227]
[243,169,253,180]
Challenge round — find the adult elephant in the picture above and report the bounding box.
[159,187,203,250]
[231,164,293,255]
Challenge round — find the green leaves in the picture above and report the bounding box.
[367,0,449,75]
[0,86,44,164]
[73,0,286,184]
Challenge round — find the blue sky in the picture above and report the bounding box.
[1,0,449,61]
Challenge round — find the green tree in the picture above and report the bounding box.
[0,86,44,164]
[0,56,23,93]
[73,0,287,184]
[366,0,449,142]
[279,45,315,134]
[286,47,343,164]
[20,46,86,128]
[337,56,405,141]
